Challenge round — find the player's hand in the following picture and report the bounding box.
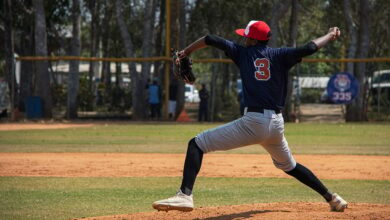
[178,50,187,59]
[174,50,185,65]
[175,57,180,65]
[172,49,196,84]
[328,27,340,40]
[173,50,182,65]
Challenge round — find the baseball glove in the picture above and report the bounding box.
[172,49,196,84]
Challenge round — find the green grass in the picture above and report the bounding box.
[0,123,389,155]
[0,176,389,220]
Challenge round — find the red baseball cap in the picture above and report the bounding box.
[235,20,271,41]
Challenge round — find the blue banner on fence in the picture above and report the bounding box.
[326,72,359,104]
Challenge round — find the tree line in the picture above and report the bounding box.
[1,0,389,121]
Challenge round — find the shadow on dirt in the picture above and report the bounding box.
[194,209,291,220]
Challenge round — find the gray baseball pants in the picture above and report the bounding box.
[195,109,296,172]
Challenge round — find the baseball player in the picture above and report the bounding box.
[153,20,347,212]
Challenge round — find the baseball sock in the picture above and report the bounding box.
[285,163,333,202]
[180,138,204,196]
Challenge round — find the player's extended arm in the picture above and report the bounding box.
[179,35,230,58]
[294,27,341,58]
[179,37,208,58]
[312,27,340,49]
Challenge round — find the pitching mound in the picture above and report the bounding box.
[73,202,390,220]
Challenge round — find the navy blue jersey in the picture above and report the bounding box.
[205,35,317,110]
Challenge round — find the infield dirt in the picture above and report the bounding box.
[1,153,389,180]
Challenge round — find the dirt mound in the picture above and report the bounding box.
[72,202,390,220]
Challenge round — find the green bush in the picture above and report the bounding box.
[0,61,5,78]
[51,84,66,108]
[78,76,95,111]
[96,85,132,113]
[215,91,241,121]
[368,88,390,121]
[300,88,323,103]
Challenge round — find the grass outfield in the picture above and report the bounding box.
[0,177,389,220]
[0,123,389,155]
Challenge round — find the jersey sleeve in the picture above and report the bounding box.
[205,35,240,63]
[278,41,318,68]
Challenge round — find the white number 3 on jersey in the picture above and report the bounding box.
[254,58,271,81]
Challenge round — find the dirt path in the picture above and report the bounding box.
[1,153,389,180]
[72,202,390,220]
[0,123,94,131]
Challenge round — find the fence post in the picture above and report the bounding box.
[295,63,301,123]
[10,53,16,120]
[378,81,381,113]
[163,0,171,119]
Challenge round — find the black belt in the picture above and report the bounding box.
[247,107,281,114]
